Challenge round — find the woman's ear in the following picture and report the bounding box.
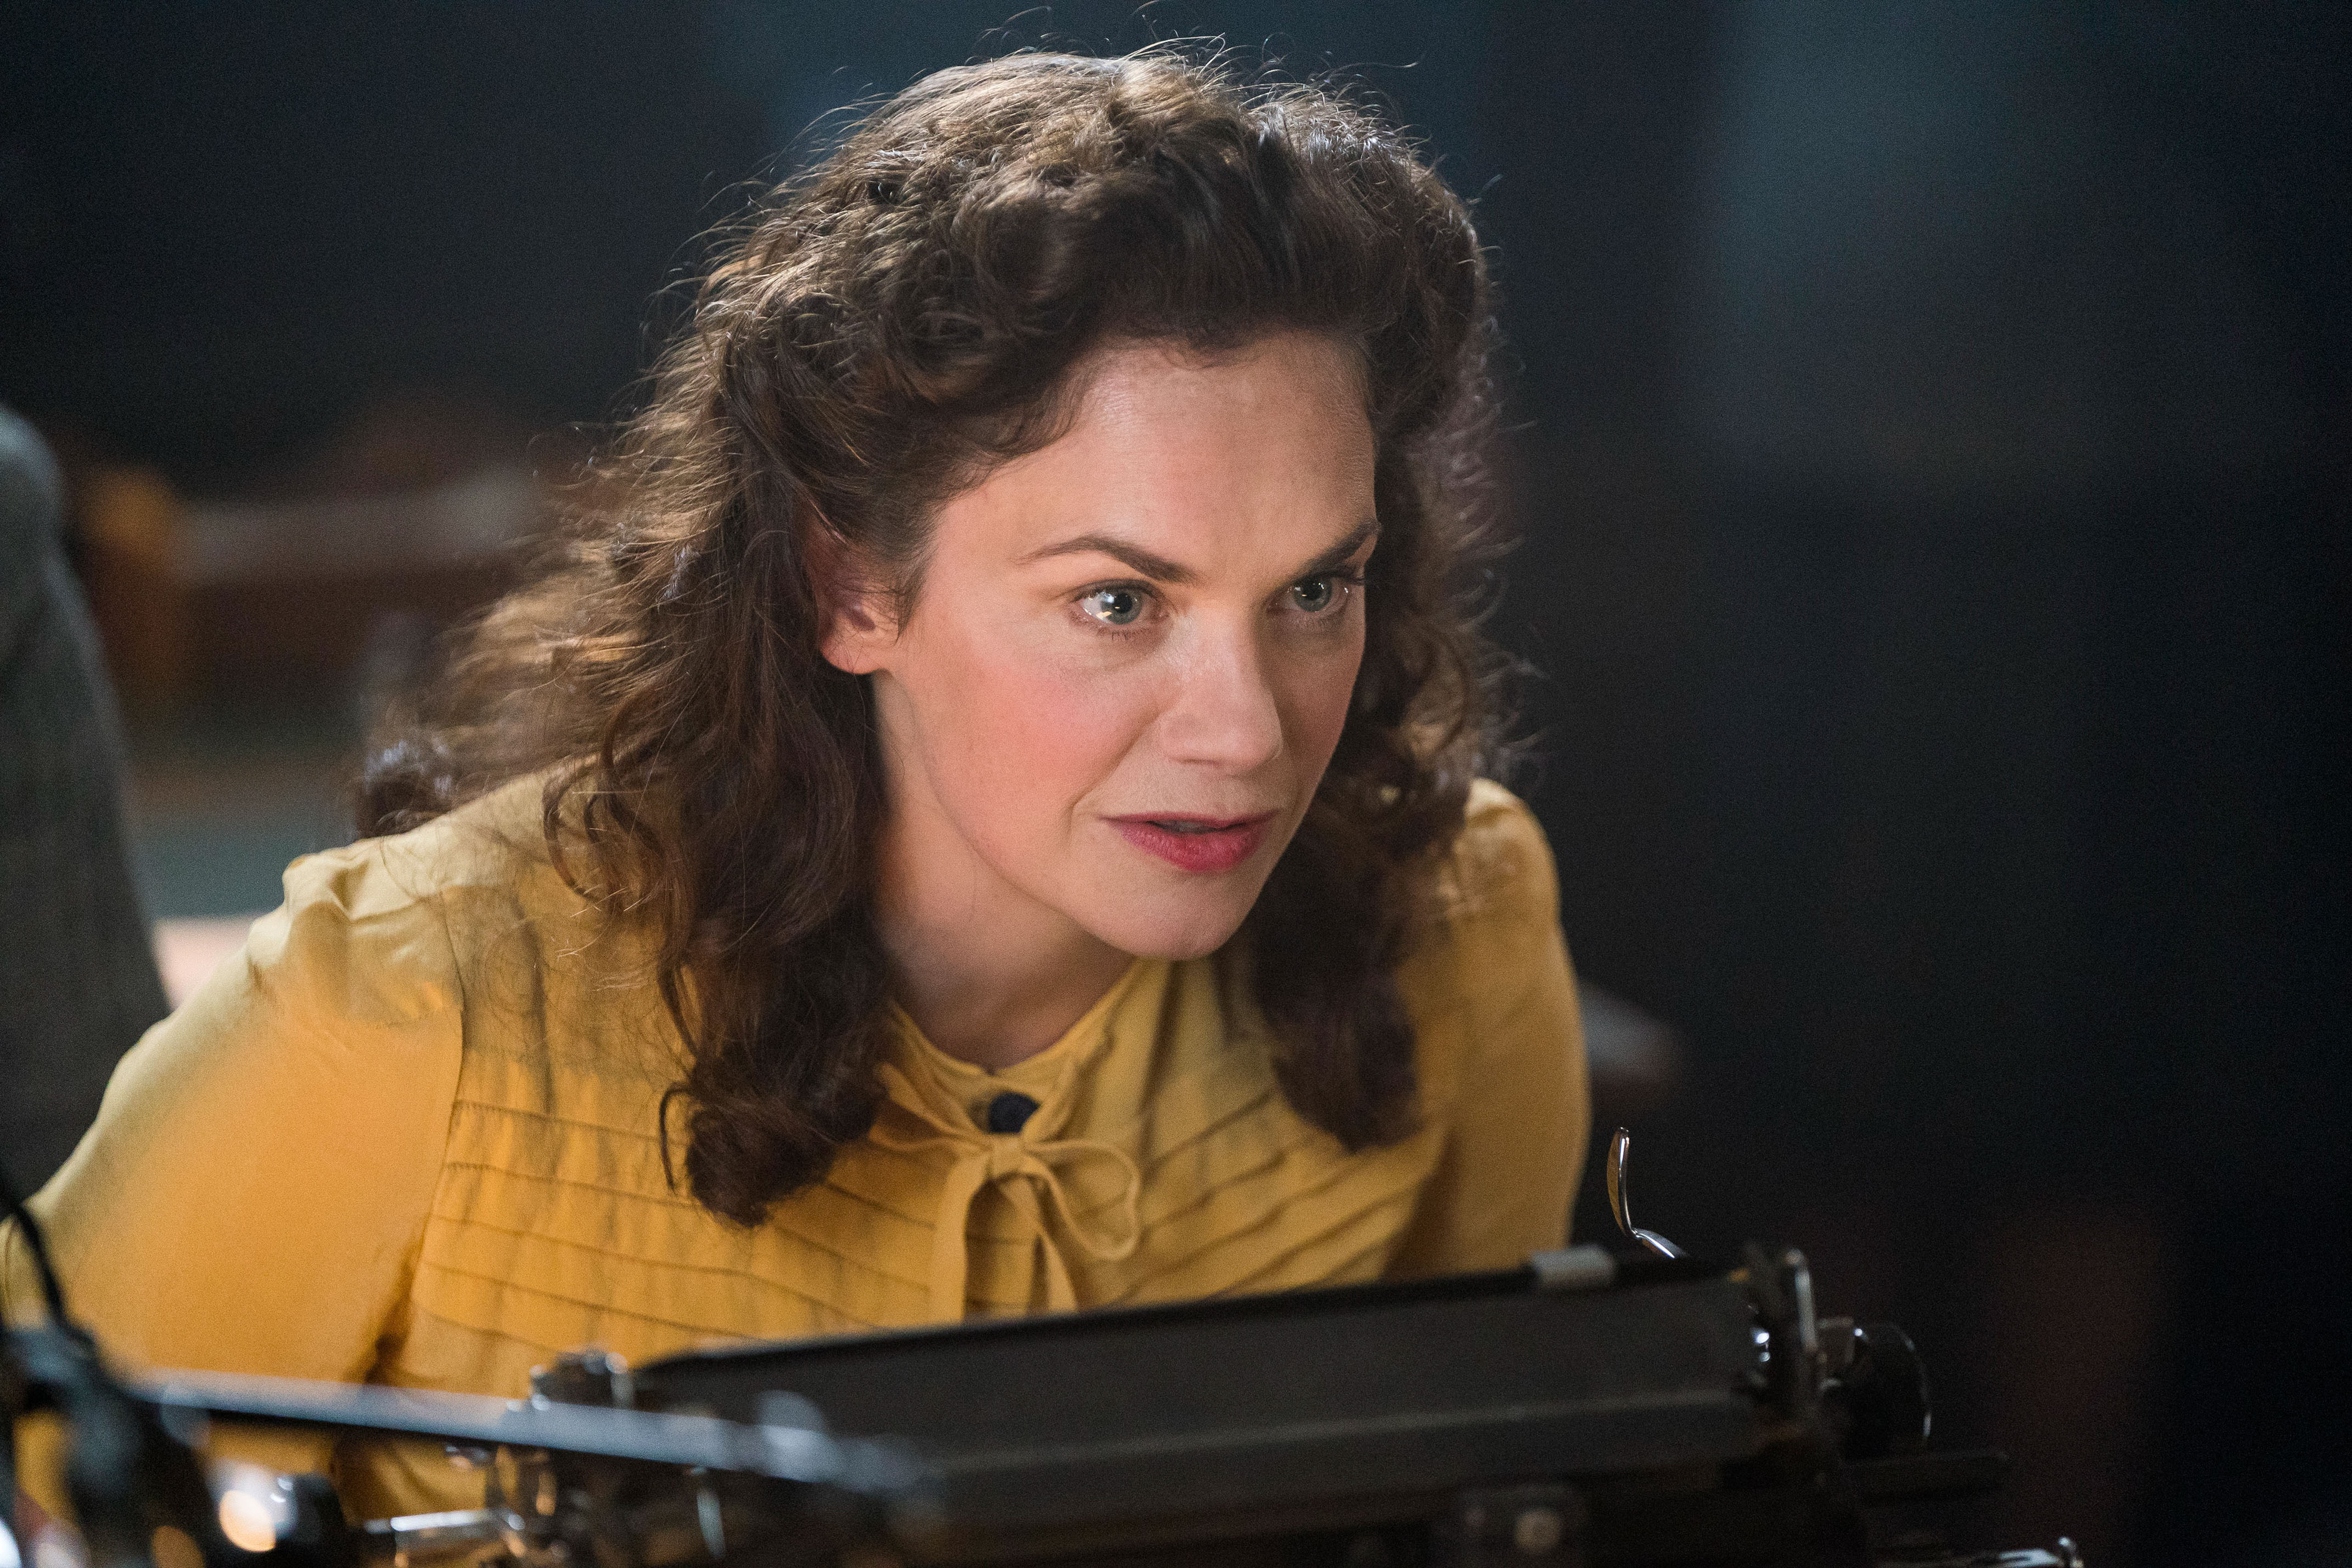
[808,525,895,675]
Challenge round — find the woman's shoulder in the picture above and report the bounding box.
[243,775,590,1025]
[1396,778,1575,1072]
[1429,778,1559,929]
[1388,781,1589,1273]
[298,773,567,912]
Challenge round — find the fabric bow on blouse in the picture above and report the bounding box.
[869,1049,1144,1320]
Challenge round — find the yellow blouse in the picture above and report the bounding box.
[6,777,1587,1522]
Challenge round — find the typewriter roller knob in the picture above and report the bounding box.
[1820,1318,1932,1458]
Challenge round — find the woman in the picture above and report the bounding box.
[4,51,1588,1520]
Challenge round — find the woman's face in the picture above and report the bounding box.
[826,331,1378,963]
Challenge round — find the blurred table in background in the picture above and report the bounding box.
[53,394,563,709]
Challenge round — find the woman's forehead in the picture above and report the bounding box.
[933,334,1378,572]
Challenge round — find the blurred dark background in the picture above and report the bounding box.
[2,2,2345,1563]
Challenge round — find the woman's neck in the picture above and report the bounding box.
[874,806,1136,1073]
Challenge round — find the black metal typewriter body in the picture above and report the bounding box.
[4,1243,2074,1568]
[627,1245,2016,1567]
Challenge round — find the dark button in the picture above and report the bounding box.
[983,1091,1040,1135]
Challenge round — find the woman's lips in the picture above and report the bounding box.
[1107,813,1275,874]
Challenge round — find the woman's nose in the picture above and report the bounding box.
[1158,626,1285,771]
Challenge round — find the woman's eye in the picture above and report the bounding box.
[1079,586,1145,627]
[1290,574,1341,613]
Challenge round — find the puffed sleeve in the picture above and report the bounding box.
[1388,785,1591,1275]
[3,837,466,1492]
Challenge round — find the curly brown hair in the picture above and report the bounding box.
[359,48,1515,1226]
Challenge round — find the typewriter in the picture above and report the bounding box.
[4,1136,2079,1568]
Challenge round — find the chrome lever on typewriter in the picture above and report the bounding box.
[1605,1127,1687,1260]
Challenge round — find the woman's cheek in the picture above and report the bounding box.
[1284,628,1364,774]
[955,632,1153,817]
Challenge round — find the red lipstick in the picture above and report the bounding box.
[1108,813,1275,874]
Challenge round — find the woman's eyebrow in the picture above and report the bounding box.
[1018,533,1198,583]
[1295,518,1381,576]
[1018,517,1379,584]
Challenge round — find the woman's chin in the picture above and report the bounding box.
[1080,900,1256,964]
